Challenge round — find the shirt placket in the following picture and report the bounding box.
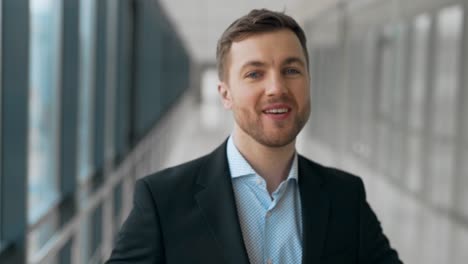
[263,180,289,264]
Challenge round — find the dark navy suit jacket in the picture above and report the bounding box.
[106,140,403,263]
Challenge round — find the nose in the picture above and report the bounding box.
[265,72,287,96]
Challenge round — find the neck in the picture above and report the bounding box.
[232,127,296,194]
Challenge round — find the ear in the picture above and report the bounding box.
[218,82,233,109]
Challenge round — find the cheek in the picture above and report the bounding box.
[231,86,261,107]
[292,81,310,102]
[303,88,311,101]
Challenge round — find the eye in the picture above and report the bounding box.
[284,68,300,75]
[245,71,262,79]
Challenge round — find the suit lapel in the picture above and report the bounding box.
[298,156,330,264]
[194,141,250,264]
[193,144,329,264]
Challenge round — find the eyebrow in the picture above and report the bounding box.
[239,60,267,73]
[282,57,306,67]
[239,57,306,73]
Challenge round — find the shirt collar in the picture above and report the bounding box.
[226,135,299,182]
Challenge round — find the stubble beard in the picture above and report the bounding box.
[234,100,310,148]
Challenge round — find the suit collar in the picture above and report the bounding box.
[194,140,250,264]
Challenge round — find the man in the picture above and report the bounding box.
[107,9,403,264]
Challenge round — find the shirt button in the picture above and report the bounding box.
[256,178,262,185]
[266,211,271,218]
[266,259,273,264]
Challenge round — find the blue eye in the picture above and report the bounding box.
[285,68,300,75]
[246,71,262,79]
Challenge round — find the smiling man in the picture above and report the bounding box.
[107,9,403,264]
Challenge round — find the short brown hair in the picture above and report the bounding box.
[216,9,309,81]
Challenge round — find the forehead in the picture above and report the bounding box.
[228,29,306,69]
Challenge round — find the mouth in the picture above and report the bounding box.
[262,108,290,114]
[262,104,292,120]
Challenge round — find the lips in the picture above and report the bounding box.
[264,108,289,114]
[262,104,292,121]
[262,104,292,114]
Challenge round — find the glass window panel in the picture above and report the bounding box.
[348,37,366,156]
[389,23,408,181]
[460,84,468,217]
[376,27,396,176]
[346,32,376,161]
[321,47,341,147]
[430,5,463,208]
[316,49,326,142]
[358,32,377,160]
[378,29,395,117]
[77,0,97,182]
[433,6,463,139]
[311,48,326,141]
[374,23,409,180]
[465,99,468,147]
[28,0,62,224]
[407,14,431,193]
[309,48,320,137]
[409,15,430,132]
[461,147,468,218]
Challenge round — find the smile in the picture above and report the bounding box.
[263,108,290,114]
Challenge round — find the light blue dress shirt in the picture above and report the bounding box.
[227,136,303,264]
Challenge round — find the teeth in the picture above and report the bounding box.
[265,108,288,114]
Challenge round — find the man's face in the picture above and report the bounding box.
[218,29,311,147]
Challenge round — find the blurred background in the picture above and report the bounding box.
[0,0,467,263]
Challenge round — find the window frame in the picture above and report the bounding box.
[0,0,3,245]
[0,0,29,263]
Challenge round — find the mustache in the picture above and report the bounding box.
[262,94,294,105]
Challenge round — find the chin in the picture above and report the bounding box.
[255,134,297,148]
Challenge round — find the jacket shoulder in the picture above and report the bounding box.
[298,155,364,190]
[140,153,210,190]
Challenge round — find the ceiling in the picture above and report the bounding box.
[159,0,341,64]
